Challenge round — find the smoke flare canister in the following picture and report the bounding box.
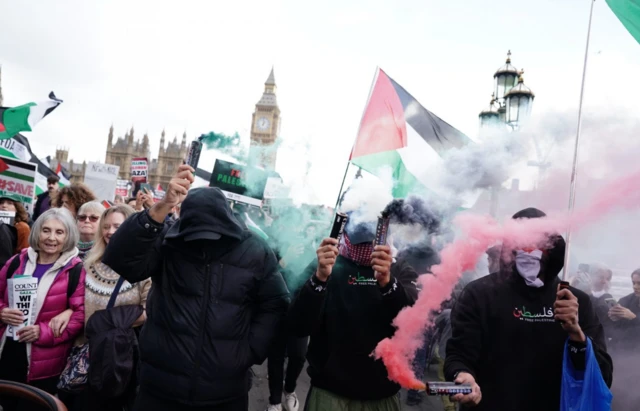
[329,213,348,241]
[425,382,472,396]
[556,280,571,324]
[185,140,203,170]
[374,216,390,246]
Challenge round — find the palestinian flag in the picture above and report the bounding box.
[54,162,71,186]
[0,92,63,140]
[0,129,59,196]
[606,0,640,44]
[350,68,471,199]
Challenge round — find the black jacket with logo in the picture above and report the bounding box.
[289,255,418,401]
[444,236,613,411]
[103,193,289,407]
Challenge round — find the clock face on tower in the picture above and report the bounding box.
[256,117,271,131]
[256,116,271,131]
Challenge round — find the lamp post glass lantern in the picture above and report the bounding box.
[505,73,535,127]
[478,51,534,131]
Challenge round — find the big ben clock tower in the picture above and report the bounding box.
[249,67,280,170]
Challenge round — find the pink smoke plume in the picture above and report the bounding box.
[373,168,640,389]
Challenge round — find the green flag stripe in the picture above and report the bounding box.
[351,150,420,197]
[2,103,35,138]
[606,0,640,44]
[1,170,35,183]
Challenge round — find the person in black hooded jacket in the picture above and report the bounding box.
[103,165,290,411]
[288,217,419,410]
[444,207,613,411]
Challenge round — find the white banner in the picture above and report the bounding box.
[84,162,120,202]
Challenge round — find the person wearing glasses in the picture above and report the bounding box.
[75,202,106,261]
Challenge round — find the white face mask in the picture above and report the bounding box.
[515,249,544,288]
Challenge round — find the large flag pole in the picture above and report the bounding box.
[562,0,597,280]
[333,67,380,210]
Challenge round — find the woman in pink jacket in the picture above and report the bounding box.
[0,208,86,411]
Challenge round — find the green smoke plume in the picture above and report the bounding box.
[198,131,246,161]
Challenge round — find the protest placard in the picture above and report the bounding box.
[84,162,120,202]
[131,157,148,183]
[116,179,129,197]
[0,155,37,215]
[153,184,165,203]
[6,275,38,341]
[209,159,269,207]
[0,210,16,225]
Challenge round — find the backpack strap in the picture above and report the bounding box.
[66,263,83,299]
[6,255,22,279]
[107,276,126,310]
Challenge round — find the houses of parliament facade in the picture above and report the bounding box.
[51,68,281,190]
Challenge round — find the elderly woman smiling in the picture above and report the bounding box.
[0,208,86,405]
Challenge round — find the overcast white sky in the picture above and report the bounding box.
[1,0,640,205]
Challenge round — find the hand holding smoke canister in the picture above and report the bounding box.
[425,382,473,396]
[329,212,348,241]
[374,215,390,246]
[184,139,203,172]
[372,216,392,286]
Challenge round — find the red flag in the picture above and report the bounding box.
[55,163,62,175]
[0,158,8,173]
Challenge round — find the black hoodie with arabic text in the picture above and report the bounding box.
[444,208,613,411]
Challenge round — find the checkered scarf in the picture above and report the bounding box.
[340,232,374,266]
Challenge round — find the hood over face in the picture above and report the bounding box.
[165,187,245,242]
[344,213,377,245]
[502,207,566,284]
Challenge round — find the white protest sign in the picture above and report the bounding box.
[84,162,120,202]
[6,276,38,341]
[130,157,148,183]
[0,210,16,225]
[0,155,37,215]
[116,179,129,197]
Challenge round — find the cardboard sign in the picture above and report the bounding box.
[0,155,36,215]
[130,157,148,183]
[209,159,269,207]
[115,179,129,197]
[6,275,38,341]
[0,210,16,225]
[84,162,120,202]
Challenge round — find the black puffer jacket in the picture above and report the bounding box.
[103,188,290,406]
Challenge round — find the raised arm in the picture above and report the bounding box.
[103,165,194,283]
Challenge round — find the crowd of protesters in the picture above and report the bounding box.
[0,167,638,411]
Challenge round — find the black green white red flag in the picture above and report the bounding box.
[350,68,472,201]
[0,92,63,140]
